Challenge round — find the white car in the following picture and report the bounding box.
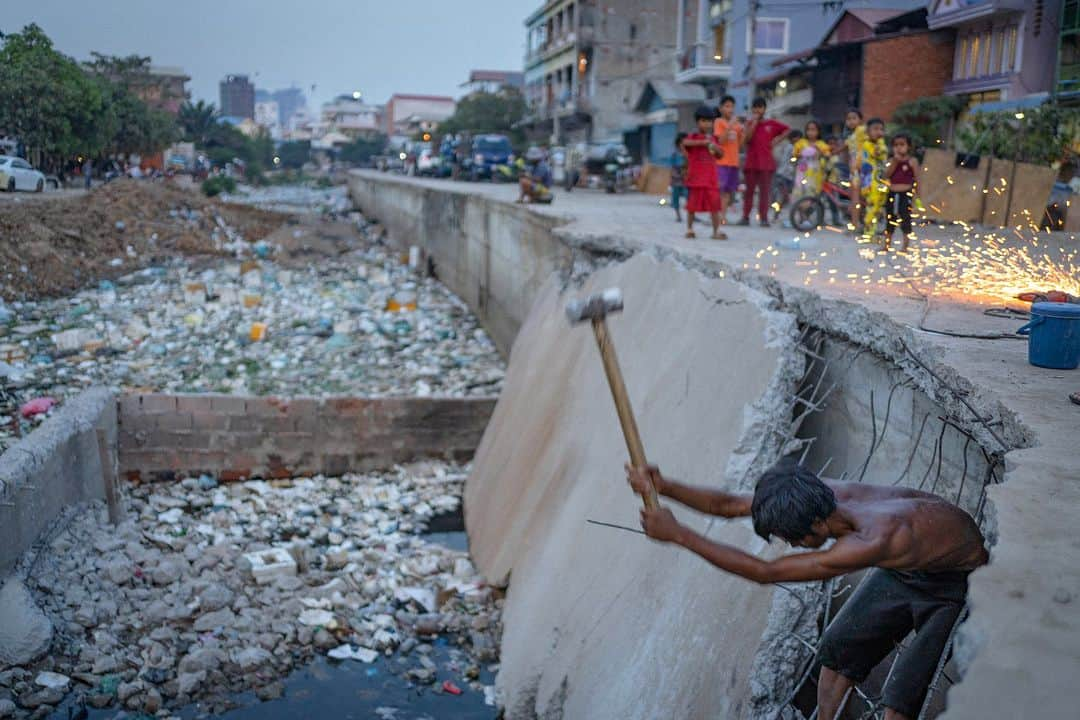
[0,155,46,192]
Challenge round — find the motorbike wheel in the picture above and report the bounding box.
[790,197,824,232]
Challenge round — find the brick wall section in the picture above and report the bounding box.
[861,30,955,123]
[118,393,497,482]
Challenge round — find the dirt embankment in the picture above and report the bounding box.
[0,181,284,301]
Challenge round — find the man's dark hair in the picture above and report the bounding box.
[720,94,736,105]
[866,117,885,129]
[751,97,767,109]
[675,131,688,148]
[752,459,837,543]
[694,105,717,121]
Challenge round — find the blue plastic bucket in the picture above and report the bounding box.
[1016,302,1080,370]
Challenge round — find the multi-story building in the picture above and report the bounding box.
[461,70,526,95]
[271,87,307,128]
[220,75,255,119]
[522,0,679,144]
[321,95,384,139]
[130,66,190,115]
[254,101,280,136]
[383,94,456,137]
[675,1,923,110]
[928,0,1061,109]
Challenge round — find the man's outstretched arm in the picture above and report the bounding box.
[640,507,885,584]
[627,465,752,518]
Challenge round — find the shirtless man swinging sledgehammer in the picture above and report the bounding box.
[627,458,988,720]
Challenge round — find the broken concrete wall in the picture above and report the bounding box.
[466,255,804,719]
[348,173,573,355]
[0,387,116,576]
[117,393,496,481]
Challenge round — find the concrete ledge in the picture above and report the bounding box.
[117,393,497,481]
[0,387,116,576]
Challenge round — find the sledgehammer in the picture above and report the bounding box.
[566,288,659,510]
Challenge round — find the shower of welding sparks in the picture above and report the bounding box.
[896,222,1080,303]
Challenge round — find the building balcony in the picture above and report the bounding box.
[676,62,732,85]
[928,0,1027,30]
[525,36,578,70]
[526,94,593,123]
[944,72,1014,96]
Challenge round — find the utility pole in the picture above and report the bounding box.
[747,0,760,102]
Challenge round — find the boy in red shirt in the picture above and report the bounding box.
[738,97,790,227]
[683,106,726,240]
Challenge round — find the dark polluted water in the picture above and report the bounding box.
[51,530,498,720]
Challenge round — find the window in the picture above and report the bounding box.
[748,18,789,54]
[566,4,574,33]
[979,30,991,76]
[713,23,726,61]
[1006,26,1018,72]
[956,36,969,79]
[968,33,980,78]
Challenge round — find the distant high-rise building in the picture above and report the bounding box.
[272,87,307,128]
[220,74,255,119]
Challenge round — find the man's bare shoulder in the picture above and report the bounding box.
[825,480,938,503]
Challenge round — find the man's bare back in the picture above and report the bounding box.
[828,482,988,574]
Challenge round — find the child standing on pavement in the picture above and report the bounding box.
[739,97,790,227]
[712,95,743,225]
[843,108,867,230]
[883,132,919,251]
[683,106,726,240]
[858,118,889,244]
[792,120,830,200]
[669,133,688,223]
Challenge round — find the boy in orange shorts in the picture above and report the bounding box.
[713,95,743,224]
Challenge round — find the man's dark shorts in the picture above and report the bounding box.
[818,568,968,718]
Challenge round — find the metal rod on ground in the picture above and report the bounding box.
[96,427,121,525]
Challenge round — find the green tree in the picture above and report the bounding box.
[276,140,311,169]
[338,134,386,165]
[958,105,1080,166]
[0,24,111,169]
[85,52,178,156]
[179,100,219,145]
[890,96,966,154]
[438,89,526,145]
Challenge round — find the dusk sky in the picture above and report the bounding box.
[2,0,538,110]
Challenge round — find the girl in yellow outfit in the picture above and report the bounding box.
[792,120,830,200]
[859,118,889,242]
[843,109,867,229]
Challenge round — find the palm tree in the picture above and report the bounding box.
[179,100,218,145]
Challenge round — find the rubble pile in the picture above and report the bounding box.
[221,184,354,216]
[0,217,504,452]
[0,461,501,717]
[0,179,281,302]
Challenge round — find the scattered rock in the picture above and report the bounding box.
[150,557,187,586]
[255,681,284,702]
[0,578,53,666]
[233,647,272,670]
[0,699,15,718]
[33,672,69,691]
[16,687,64,709]
[192,607,236,633]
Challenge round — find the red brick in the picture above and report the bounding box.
[210,396,248,415]
[190,411,229,431]
[862,31,955,122]
[155,413,194,432]
[139,394,178,414]
[176,395,212,413]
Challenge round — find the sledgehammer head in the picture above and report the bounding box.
[565,287,624,324]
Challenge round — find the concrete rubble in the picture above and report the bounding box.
[0,461,502,718]
[0,207,503,453]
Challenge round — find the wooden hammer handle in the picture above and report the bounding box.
[592,317,660,510]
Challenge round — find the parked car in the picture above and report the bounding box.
[0,155,46,192]
[416,148,442,176]
[468,134,514,181]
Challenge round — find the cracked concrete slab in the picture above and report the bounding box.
[465,255,803,718]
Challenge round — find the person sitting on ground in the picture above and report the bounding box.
[669,133,689,223]
[628,458,988,720]
[517,147,553,204]
[682,106,726,240]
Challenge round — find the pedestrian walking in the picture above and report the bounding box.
[738,98,789,227]
[83,158,92,190]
